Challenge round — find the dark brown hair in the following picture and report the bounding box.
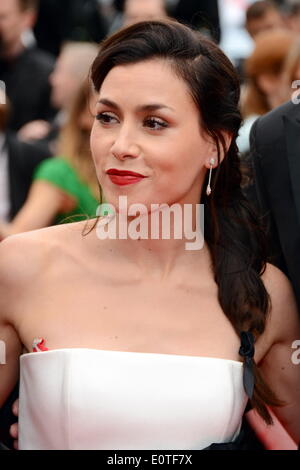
[90,19,283,423]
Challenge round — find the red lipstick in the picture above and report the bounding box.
[106,169,147,186]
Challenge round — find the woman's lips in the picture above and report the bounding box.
[108,174,145,186]
[106,169,147,186]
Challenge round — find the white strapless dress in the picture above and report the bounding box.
[18,349,248,450]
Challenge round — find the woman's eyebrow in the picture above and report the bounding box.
[97,98,175,112]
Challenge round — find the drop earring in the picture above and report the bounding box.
[206,158,215,196]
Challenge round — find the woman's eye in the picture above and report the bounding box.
[95,113,168,130]
[144,118,168,130]
[95,112,118,124]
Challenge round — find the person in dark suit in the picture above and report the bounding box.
[0,92,52,222]
[0,0,56,131]
[248,99,300,449]
[250,99,300,310]
[111,0,220,42]
[173,0,220,43]
[5,132,52,220]
[33,0,109,57]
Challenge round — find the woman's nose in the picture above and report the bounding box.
[110,126,140,160]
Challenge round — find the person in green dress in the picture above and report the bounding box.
[0,79,102,240]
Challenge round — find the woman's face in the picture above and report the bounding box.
[90,59,216,213]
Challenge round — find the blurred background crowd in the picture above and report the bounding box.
[1,0,300,238]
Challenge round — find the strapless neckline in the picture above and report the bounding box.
[19,348,248,449]
[20,347,243,366]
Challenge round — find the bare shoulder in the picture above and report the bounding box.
[258,263,300,356]
[0,222,84,278]
[262,262,295,300]
[0,220,93,318]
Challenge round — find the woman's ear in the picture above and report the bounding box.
[208,131,233,167]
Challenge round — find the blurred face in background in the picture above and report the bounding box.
[49,44,98,112]
[0,0,35,55]
[246,9,285,39]
[124,0,167,27]
[50,53,83,110]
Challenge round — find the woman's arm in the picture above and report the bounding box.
[0,239,24,409]
[0,180,76,239]
[0,323,22,410]
[258,264,300,444]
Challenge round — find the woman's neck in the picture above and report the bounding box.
[95,203,207,282]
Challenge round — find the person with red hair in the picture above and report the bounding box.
[238,29,296,153]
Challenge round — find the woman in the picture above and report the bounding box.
[0,79,100,240]
[0,19,299,450]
